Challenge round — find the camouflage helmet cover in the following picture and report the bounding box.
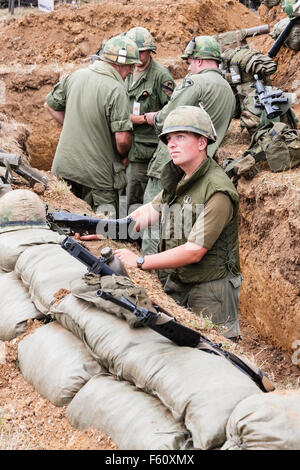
[0,189,48,234]
[126,26,157,52]
[99,34,142,65]
[159,105,217,144]
[181,35,222,62]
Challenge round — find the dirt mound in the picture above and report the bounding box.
[0,0,260,65]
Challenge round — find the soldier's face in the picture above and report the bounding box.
[136,50,151,69]
[166,132,203,166]
[118,64,134,80]
[187,58,202,74]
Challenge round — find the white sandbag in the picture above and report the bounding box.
[18,321,102,406]
[15,243,86,314]
[221,391,300,450]
[67,373,192,450]
[0,228,64,272]
[51,294,261,450]
[0,271,43,340]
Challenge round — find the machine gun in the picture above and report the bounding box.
[0,148,48,188]
[48,210,139,242]
[253,74,288,120]
[61,236,275,394]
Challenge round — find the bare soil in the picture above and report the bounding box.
[0,0,300,451]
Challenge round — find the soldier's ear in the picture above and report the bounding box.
[198,135,207,151]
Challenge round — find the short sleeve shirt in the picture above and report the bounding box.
[151,191,233,249]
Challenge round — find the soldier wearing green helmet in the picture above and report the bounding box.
[44,34,141,216]
[112,105,242,342]
[142,34,236,256]
[124,26,175,211]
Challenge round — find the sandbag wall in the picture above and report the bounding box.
[1,228,300,450]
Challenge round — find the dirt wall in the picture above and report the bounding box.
[237,169,300,355]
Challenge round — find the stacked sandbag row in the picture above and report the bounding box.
[11,232,262,449]
[2,190,300,450]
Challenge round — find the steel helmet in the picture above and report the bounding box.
[0,189,48,233]
[181,35,222,62]
[125,26,157,52]
[159,105,217,144]
[99,34,142,65]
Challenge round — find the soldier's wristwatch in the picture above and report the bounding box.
[136,256,145,269]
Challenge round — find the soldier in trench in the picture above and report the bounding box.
[44,34,141,218]
[81,106,242,342]
[124,26,175,211]
[141,35,236,256]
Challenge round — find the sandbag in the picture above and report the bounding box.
[14,243,87,314]
[50,294,262,450]
[67,373,192,450]
[221,391,300,450]
[18,321,102,406]
[0,271,43,341]
[0,228,64,272]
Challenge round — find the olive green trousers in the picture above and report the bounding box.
[163,272,242,340]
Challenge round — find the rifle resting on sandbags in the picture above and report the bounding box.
[61,236,275,394]
[47,210,138,242]
[0,148,48,188]
[252,74,288,120]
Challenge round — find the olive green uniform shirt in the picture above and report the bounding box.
[125,58,175,162]
[152,191,233,250]
[46,61,132,190]
[147,68,236,179]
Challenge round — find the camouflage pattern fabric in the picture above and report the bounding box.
[159,105,217,144]
[99,34,141,65]
[181,36,222,62]
[271,16,300,51]
[126,27,156,52]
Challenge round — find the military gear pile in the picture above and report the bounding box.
[99,34,141,65]
[240,87,298,135]
[181,35,222,62]
[159,105,217,144]
[220,47,277,86]
[125,26,157,52]
[224,122,300,180]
